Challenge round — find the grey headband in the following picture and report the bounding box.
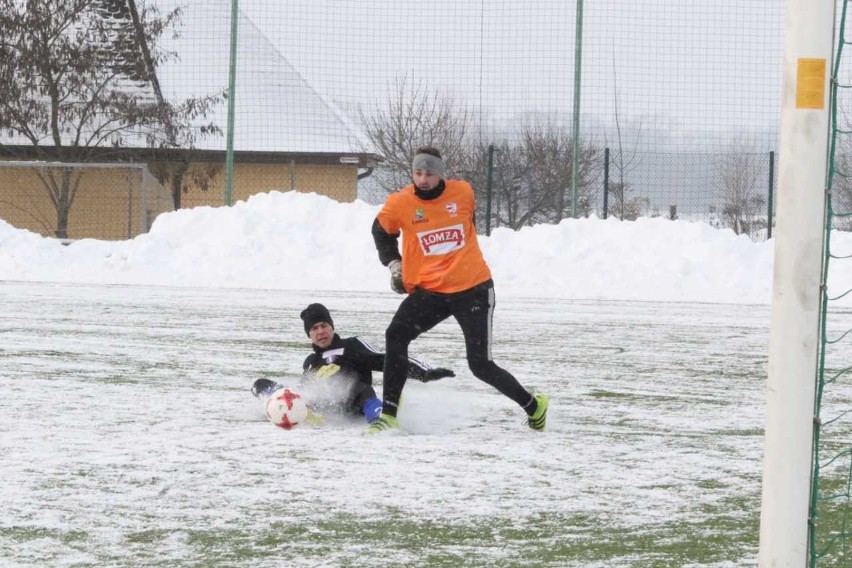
[411,153,445,178]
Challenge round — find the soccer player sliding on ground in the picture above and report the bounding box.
[252,302,454,428]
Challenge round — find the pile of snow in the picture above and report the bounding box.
[1,189,849,305]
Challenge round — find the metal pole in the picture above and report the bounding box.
[603,147,610,220]
[141,166,149,233]
[495,177,502,230]
[224,0,239,206]
[570,0,584,218]
[485,144,495,236]
[126,170,133,239]
[767,150,775,239]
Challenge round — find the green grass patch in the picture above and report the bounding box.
[73,507,767,568]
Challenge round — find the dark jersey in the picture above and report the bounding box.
[301,334,433,384]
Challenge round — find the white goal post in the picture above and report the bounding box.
[758,0,835,566]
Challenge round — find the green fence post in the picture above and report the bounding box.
[603,147,610,220]
[224,0,239,206]
[486,143,495,236]
[570,0,585,219]
[767,150,775,239]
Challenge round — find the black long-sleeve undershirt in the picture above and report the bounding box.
[371,217,401,266]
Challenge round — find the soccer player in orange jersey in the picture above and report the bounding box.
[367,146,549,434]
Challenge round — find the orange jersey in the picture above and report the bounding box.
[376,179,492,294]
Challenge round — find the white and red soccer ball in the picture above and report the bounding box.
[265,388,309,430]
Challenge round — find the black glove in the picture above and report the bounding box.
[388,259,405,294]
[420,368,455,382]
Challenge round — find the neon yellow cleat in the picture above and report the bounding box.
[364,413,400,435]
[304,409,326,426]
[527,393,549,431]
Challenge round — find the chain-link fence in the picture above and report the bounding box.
[146,0,789,240]
[1,1,838,241]
[407,148,780,241]
[0,162,170,240]
[592,149,778,240]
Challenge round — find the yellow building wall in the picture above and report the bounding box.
[0,164,172,240]
[179,162,358,209]
[0,160,358,240]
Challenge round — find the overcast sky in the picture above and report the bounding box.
[151,0,787,153]
[236,0,785,150]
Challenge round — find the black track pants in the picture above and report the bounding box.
[381,280,533,416]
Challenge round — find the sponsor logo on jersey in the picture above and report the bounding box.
[446,202,458,216]
[417,224,465,255]
[413,208,429,224]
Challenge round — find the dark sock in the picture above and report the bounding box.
[382,399,399,418]
[522,395,538,416]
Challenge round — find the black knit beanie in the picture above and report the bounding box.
[300,303,333,336]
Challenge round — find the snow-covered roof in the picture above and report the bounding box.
[96,0,161,107]
[0,0,161,149]
[155,0,369,154]
[0,0,368,156]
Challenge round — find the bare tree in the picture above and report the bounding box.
[465,139,528,230]
[606,180,649,221]
[715,143,766,237]
[0,0,221,237]
[358,77,604,229]
[466,121,602,230]
[606,55,643,220]
[519,120,601,223]
[359,74,475,196]
[148,158,222,210]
